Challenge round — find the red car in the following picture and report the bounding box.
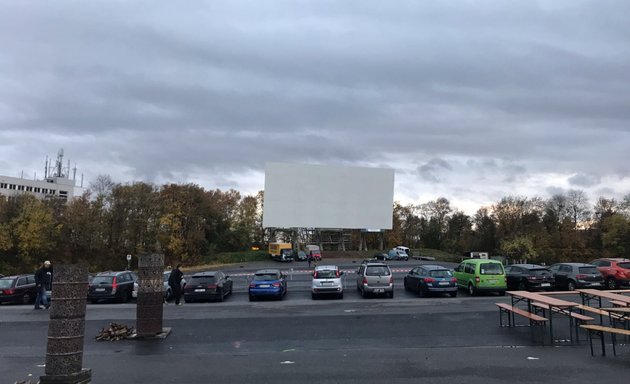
[589,258,630,290]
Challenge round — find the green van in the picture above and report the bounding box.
[453,259,507,296]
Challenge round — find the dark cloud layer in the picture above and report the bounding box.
[1,1,629,213]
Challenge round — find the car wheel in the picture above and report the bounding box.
[338,292,343,300]
[567,280,577,291]
[248,295,255,302]
[417,285,425,298]
[218,288,224,302]
[498,290,506,296]
[361,288,367,298]
[90,299,98,304]
[517,280,527,291]
[449,291,457,298]
[22,293,32,304]
[388,291,394,299]
[311,292,317,300]
[403,280,408,291]
[468,283,476,296]
[184,298,191,303]
[606,278,618,290]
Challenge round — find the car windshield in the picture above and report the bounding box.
[365,266,390,276]
[530,269,551,276]
[618,262,630,269]
[578,266,599,274]
[0,279,15,288]
[254,273,279,281]
[429,270,452,278]
[315,270,337,279]
[91,276,114,284]
[480,263,503,275]
[191,276,216,284]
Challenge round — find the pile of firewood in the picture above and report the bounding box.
[95,322,134,341]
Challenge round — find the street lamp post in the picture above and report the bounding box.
[126,254,132,270]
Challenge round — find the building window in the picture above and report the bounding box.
[34,187,41,193]
[9,184,16,190]
[0,183,7,189]
[26,186,33,192]
[17,185,25,191]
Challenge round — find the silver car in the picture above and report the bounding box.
[311,265,344,299]
[356,260,394,298]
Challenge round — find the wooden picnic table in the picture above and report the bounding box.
[600,306,630,329]
[507,290,579,344]
[577,289,630,307]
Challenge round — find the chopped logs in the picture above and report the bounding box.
[95,323,134,341]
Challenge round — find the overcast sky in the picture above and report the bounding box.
[1,1,629,214]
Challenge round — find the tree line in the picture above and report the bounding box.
[1,176,629,274]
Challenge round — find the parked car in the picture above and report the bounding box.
[356,260,394,298]
[0,274,37,305]
[504,264,555,291]
[311,265,344,299]
[589,258,630,289]
[87,271,136,303]
[388,249,409,261]
[296,251,308,261]
[248,269,287,301]
[306,245,322,261]
[132,270,186,301]
[453,259,506,296]
[183,271,233,302]
[373,252,390,261]
[395,246,411,256]
[403,265,457,297]
[549,263,604,291]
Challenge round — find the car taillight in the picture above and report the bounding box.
[272,282,281,287]
[249,283,256,288]
[475,276,480,283]
[335,271,340,278]
[363,277,368,285]
[527,276,538,280]
[313,272,318,278]
[5,288,15,295]
[111,277,118,293]
[389,276,393,284]
[576,274,587,279]
[207,284,217,289]
[451,277,457,282]
[424,278,435,283]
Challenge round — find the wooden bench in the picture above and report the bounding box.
[496,302,547,327]
[580,324,630,356]
[532,302,594,322]
[610,300,629,307]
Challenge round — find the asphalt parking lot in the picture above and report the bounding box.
[2,259,629,383]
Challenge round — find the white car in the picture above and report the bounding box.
[311,265,344,300]
[132,271,185,301]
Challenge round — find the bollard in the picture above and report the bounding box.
[40,264,91,384]
[136,254,165,337]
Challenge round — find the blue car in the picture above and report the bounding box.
[248,269,287,301]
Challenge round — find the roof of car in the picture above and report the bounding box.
[508,264,547,269]
[553,262,594,267]
[315,265,338,270]
[192,271,218,277]
[255,269,281,274]
[462,259,502,264]
[96,271,130,276]
[593,258,630,262]
[419,265,449,270]
[0,274,33,279]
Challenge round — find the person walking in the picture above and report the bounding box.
[168,264,184,306]
[34,260,53,309]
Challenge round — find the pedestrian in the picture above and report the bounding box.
[168,264,184,306]
[307,253,312,268]
[34,260,53,309]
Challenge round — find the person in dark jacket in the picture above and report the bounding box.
[34,260,53,309]
[168,264,184,306]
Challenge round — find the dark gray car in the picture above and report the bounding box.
[549,263,604,291]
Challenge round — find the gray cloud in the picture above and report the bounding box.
[1,1,630,211]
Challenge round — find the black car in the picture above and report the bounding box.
[505,264,555,291]
[0,274,37,304]
[403,265,457,297]
[183,271,233,302]
[549,263,604,290]
[87,271,136,303]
